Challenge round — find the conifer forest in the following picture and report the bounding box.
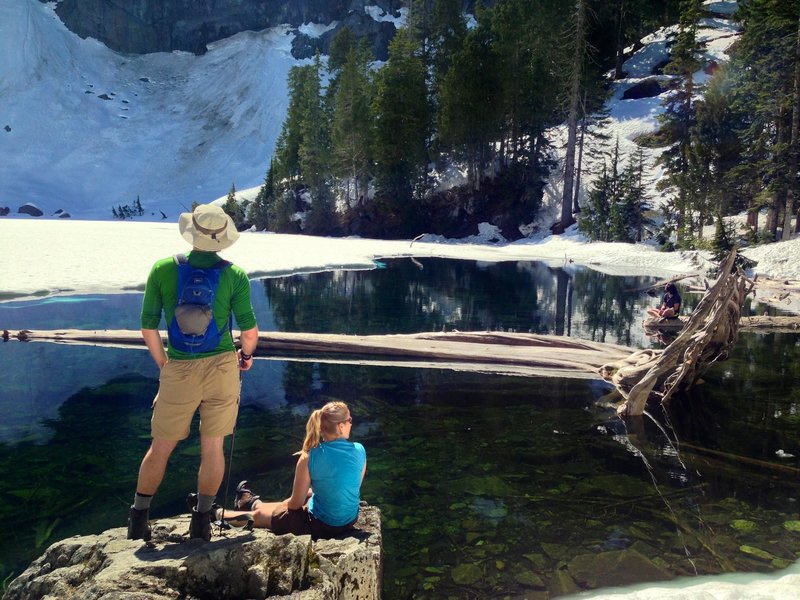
[239,0,800,250]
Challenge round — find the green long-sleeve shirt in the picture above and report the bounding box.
[140,251,257,360]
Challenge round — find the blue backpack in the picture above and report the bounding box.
[168,254,231,353]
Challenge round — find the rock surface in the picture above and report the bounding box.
[4,505,382,600]
[51,0,400,58]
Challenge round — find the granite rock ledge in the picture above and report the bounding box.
[4,505,382,600]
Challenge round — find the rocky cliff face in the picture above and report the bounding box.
[49,0,402,58]
[4,505,382,600]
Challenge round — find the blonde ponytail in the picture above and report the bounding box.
[297,401,350,457]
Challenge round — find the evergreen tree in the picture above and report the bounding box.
[430,0,467,89]
[372,28,430,231]
[729,0,800,240]
[579,163,613,241]
[222,182,247,229]
[488,0,562,168]
[656,0,703,246]
[617,147,652,242]
[299,54,330,194]
[330,44,374,207]
[249,160,276,231]
[438,25,502,189]
[274,64,321,182]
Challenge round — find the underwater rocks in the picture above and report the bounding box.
[4,505,382,600]
[567,548,673,589]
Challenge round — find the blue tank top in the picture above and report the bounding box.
[307,439,366,526]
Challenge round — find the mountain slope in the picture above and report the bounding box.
[0,0,302,219]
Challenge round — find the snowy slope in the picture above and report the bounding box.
[541,0,741,222]
[0,0,302,219]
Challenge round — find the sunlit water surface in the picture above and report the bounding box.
[1,258,798,598]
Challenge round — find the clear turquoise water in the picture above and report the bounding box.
[0,258,797,598]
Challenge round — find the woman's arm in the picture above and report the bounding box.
[286,455,312,510]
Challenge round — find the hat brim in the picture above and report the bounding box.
[178,211,240,251]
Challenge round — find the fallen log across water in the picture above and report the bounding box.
[2,329,635,379]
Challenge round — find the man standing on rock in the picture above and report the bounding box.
[127,203,259,542]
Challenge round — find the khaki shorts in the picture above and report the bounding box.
[151,352,240,441]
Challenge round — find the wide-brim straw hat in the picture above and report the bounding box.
[178,204,240,251]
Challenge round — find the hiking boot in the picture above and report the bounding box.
[189,508,213,541]
[235,480,260,510]
[127,507,152,541]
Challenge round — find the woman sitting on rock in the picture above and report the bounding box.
[647,282,682,320]
[221,401,366,539]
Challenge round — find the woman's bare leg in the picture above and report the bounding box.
[221,501,284,528]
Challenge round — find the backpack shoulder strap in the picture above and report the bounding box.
[213,259,232,270]
[174,253,189,265]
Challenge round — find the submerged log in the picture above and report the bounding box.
[601,250,756,416]
[643,314,800,333]
[3,329,633,379]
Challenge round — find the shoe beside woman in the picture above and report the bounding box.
[223,401,366,540]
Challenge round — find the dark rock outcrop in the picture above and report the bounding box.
[5,505,382,600]
[621,77,670,100]
[18,203,43,217]
[0,206,9,216]
[49,0,402,57]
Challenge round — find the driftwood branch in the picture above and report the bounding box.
[600,250,755,416]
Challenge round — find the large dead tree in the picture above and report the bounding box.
[600,250,755,416]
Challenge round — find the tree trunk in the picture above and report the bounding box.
[560,0,586,231]
[573,95,587,214]
[613,0,626,80]
[783,14,800,241]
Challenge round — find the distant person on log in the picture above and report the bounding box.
[647,282,682,320]
[219,401,367,539]
[127,203,259,542]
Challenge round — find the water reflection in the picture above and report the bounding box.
[260,258,663,347]
[0,259,797,598]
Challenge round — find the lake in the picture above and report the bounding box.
[1,257,798,598]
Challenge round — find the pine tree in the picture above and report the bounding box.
[274,64,320,182]
[223,182,246,229]
[249,160,276,231]
[330,44,374,207]
[438,25,502,189]
[657,0,703,246]
[724,0,800,240]
[617,147,652,242]
[372,28,430,229]
[579,163,613,241]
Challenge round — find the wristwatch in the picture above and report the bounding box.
[240,350,253,361]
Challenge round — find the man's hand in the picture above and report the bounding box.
[141,328,168,368]
[238,349,254,371]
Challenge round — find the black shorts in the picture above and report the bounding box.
[270,506,356,540]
